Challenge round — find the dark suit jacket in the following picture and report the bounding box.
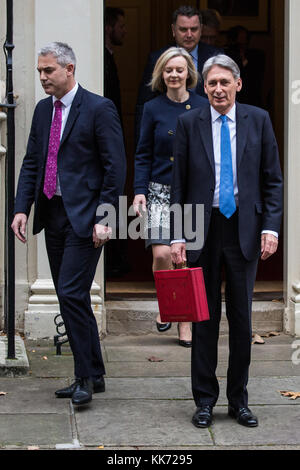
[134,92,207,195]
[170,101,283,263]
[135,42,222,144]
[15,85,126,238]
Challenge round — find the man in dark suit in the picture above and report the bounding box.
[135,5,222,142]
[104,7,130,278]
[11,42,126,406]
[170,54,283,428]
[104,7,127,123]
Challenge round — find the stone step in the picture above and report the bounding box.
[105,300,284,335]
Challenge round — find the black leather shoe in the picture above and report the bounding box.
[177,324,192,348]
[179,339,192,347]
[192,405,213,428]
[93,375,105,393]
[156,321,172,332]
[55,376,105,398]
[228,405,258,427]
[71,378,93,406]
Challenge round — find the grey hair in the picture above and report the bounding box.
[202,54,240,81]
[38,42,76,73]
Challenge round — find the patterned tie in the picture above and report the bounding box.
[43,100,63,199]
[219,115,236,218]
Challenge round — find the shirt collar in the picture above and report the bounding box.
[53,82,79,108]
[211,103,236,123]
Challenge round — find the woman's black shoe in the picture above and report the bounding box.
[156,321,172,332]
[177,324,192,348]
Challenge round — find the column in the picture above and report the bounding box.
[284,0,300,336]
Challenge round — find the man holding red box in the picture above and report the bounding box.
[170,54,283,428]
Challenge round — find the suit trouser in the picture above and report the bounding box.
[42,196,106,379]
[190,209,258,409]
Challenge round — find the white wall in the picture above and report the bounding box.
[284,0,300,335]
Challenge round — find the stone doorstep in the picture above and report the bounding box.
[0,335,29,377]
[105,300,284,335]
[24,303,105,341]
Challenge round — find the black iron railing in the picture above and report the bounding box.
[1,0,16,359]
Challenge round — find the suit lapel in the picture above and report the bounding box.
[236,102,249,168]
[198,105,215,175]
[42,97,54,160]
[60,85,83,147]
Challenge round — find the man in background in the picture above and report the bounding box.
[135,5,223,143]
[104,7,130,278]
[200,9,222,46]
[104,7,127,122]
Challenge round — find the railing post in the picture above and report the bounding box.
[1,0,16,359]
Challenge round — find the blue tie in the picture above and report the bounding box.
[219,115,236,218]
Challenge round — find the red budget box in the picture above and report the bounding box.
[154,267,210,323]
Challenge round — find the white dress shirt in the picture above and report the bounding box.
[211,104,238,208]
[52,82,79,195]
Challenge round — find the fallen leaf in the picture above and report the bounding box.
[279,390,300,400]
[0,392,7,396]
[261,331,280,338]
[97,445,104,449]
[147,356,163,362]
[252,334,265,344]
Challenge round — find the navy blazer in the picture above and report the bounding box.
[170,102,283,262]
[134,92,207,195]
[15,85,126,238]
[135,42,222,143]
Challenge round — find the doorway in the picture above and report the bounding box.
[104,0,285,298]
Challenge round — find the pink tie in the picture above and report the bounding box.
[43,100,63,199]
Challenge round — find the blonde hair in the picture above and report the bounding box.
[150,47,199,93]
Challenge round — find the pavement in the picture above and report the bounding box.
[0,329,300,453]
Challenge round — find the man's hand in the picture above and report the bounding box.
[261,233,278,261]
[133,194,147,217]
[93,224,112,248]
[171,242,187,266]
[11,213,28,243]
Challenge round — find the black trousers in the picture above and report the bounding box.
[190,209,258,409]
[42,196,105,379]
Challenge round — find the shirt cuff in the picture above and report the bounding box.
[170,239,186,244]
[261,230,278,238]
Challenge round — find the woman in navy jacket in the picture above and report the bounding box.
[133,47,206,346]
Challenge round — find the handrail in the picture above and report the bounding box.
[0,0,16,359]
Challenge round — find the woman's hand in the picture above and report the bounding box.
[170,242,187,266]
[133,194,147,217]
